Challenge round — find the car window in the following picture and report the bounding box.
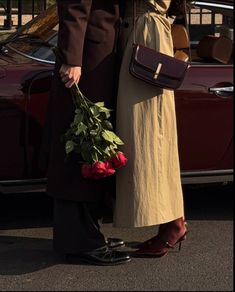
[188,1,233,65]
[5,1,234,66]
[6,4,58,63]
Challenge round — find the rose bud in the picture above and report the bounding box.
[111,152,128,169]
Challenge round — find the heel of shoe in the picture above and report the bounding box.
[177,230,189,251]
[178,240,183,251]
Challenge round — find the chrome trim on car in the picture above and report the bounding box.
[193,1,233,9]
[181,169,233,177]
[182,175,233,184]
[0,178,47,194]
[181,169,233,184]
[209,86,233,92]
[0,178,47,186]
[7,45,55,65]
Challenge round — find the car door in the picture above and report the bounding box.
[24,69,53,178]
[175,1,233,175]
[176,66,233,172]
[0,64,27,180]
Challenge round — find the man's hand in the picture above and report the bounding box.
[59,64,82,88]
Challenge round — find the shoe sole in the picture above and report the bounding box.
[74,257,131,266]
[132,251,168,258]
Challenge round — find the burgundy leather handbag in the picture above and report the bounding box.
[129,0,190,90]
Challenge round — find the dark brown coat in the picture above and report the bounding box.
[44,0,120,202]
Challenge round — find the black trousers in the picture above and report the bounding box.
[53,199,106,254]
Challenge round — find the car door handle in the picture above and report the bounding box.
[209,86,234,97]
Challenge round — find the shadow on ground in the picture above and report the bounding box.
[0,183,233,231]
[0,235,59,275]
[0,234,142,275]
[183,183,233,221]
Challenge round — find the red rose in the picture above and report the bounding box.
[92,161,107,179]
[104,160,116,177]
[111,152,128,169]
[82,161,117,180]
[81,164,93,178]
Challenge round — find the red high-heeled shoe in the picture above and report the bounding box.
[136,221,188,250]
[133,230,189,258]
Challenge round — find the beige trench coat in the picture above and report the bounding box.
[114,0,184,227]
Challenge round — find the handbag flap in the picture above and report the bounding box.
[133,44,189,80]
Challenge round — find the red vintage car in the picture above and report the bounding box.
[0,0,233,193]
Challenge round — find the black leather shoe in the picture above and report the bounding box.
[106,238,125,249]
[66,246,131,266]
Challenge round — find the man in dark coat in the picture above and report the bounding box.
[45,0,130,265]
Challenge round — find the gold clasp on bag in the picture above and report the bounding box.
[153,63,162,80]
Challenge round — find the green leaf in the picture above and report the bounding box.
[81,150,92,163]
[100,106,111,113]
[90,106,100,117]
[102,130,113,143]
[75,122,87,136]
[75,108,82,114]
[113,136,124,145]
[102,120,113,130]
[91,151,98,162]
[105,130,124,145]
[65,140,76,154]
[95,102,105,107]
[74,112,84,125]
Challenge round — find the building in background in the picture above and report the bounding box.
[0,0,52,29]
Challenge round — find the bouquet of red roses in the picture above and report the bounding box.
[63,83,127,179]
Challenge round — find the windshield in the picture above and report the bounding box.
[5,4,58,63]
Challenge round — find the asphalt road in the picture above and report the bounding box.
[0,184,233,291]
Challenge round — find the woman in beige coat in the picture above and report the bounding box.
[114,0,189,257]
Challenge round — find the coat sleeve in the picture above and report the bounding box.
[57,0,92,66]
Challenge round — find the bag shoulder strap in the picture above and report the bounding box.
[133,0,137,44]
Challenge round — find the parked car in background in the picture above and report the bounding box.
[0,1,233,193]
